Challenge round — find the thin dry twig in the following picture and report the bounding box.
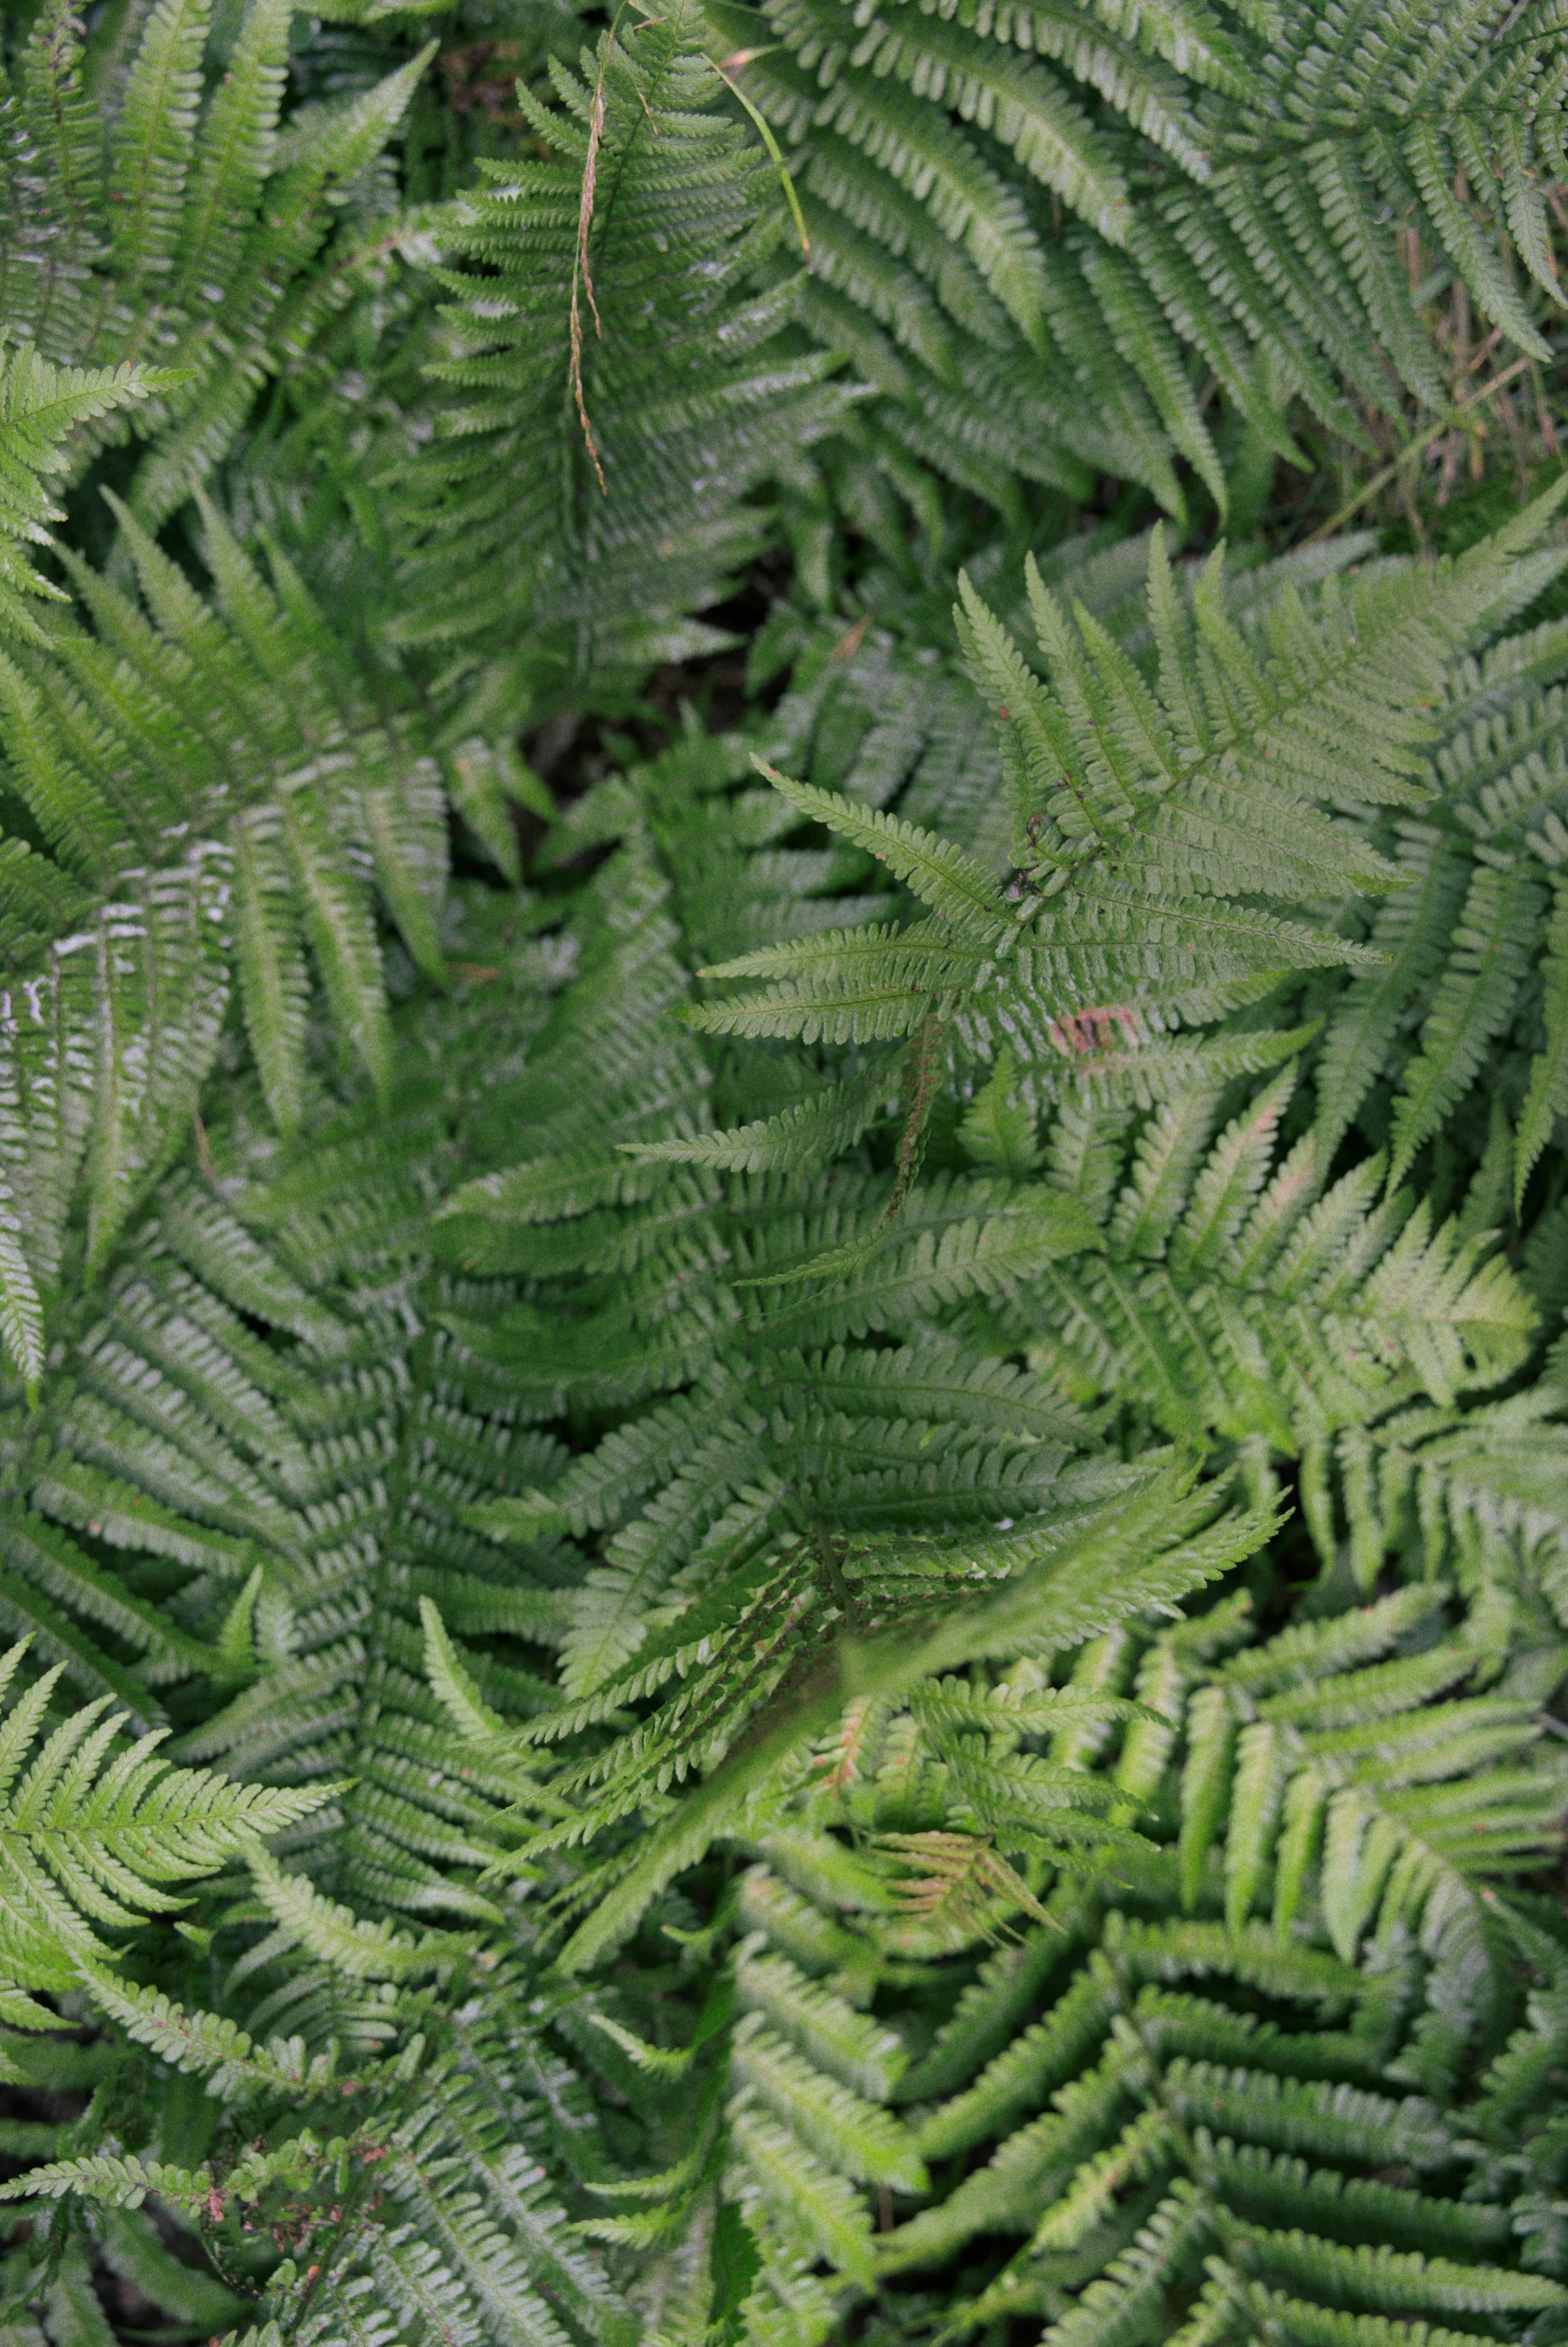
[569,47,613,494]
[1303,354,1533,546]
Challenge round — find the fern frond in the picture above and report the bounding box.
[709,0,1568,518]
[0,1637,335,1994]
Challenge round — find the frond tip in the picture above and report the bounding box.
[0,1638,338,1995]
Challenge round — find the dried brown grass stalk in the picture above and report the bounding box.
[569,56,610,495]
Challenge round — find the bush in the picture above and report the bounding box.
[0,1,1565,2341]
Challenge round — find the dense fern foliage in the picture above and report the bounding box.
[713,0,1568,530]
[0,0,431,527]
[0,0,1566,2342]
[387,0,852,709]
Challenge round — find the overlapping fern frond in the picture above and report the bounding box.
[1017,1064,1545,1542]
[0,638,1559,2347]
[682,485,1568,1173]
[700,1585,1568,2342]
[423,507,1568,1975]
[0,882,661,2346]
[0,1783,643,2347]
[709,0,1568,523]
[1315,607,1568,1208]
[0,0,430,525]
[0,492,482,1389]
[2,505,1563,2346]
[0,7,1564,2344]
[388,0,852,718]
[0,345,185,642]
[0,882,588,1916]
[0,1631,334,2006]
